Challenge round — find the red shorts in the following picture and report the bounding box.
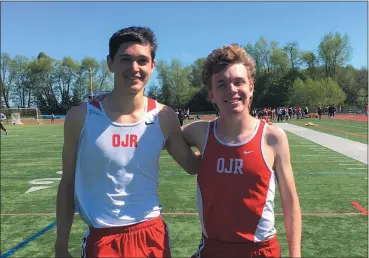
[192,234,280,258]
[81,216,171,258]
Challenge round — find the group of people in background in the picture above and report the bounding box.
[251,104,340,122]
[316,105,337,119]
[173,103,355,126]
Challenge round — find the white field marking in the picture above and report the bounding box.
[312,149,331,152]
[347,167,368,170]
[25,186,52,193]
[25,171,62,194]
[339,164,366,166]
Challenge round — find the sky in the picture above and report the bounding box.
[1,1,368,88]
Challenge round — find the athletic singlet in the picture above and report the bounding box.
[197,119,277,242]
[74,97,165,228]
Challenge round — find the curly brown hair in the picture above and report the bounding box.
[201,44,256,91]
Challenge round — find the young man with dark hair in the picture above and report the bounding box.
[182,44,301,258]
[55,26,201,258]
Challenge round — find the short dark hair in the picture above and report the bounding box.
[109,26,158,61]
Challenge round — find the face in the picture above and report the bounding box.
[208,63,254,116]
[107,42,156,94]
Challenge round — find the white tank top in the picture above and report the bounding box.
[74,97,165,228]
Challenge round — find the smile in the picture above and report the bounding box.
[224,98,242,104]
[125,76,141,80]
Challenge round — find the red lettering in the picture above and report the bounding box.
[112,134,138,148]
[121,134,129,147]
[130,134,138,147]
[112,134,120,147]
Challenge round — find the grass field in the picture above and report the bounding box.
[1,119,368,258]
[287,116,368,144]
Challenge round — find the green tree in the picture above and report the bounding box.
[356,88,368,107]
[254,36,273,73]
[320,77,346,106]
[289,78,306,106]
[95,60,113,91]
[188,58,205,88]
[0,53,15,108]
[318,32,352,79]
[283,42,301,70]
[54,56,80,110]
[11,55,32,107]
[271,47,290,75]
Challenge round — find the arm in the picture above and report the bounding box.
[159,105,201,175]
[181,122,200,147]
[273,128,302,258]
[181,120,209,155]
[55,104,85,257]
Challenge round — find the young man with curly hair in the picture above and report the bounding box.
[182,44,302,258]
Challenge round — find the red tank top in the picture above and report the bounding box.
[197,119,277,243]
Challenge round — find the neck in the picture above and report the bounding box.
[217,110,255,137]
[103,88,145,114]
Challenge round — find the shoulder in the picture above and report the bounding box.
[183,120,210,148]
[264,122,289,154]
[182,120,209,135]
[65,102,87,122]
[154,102,179,141]
[156,102,177,120]
[64,102,87,137]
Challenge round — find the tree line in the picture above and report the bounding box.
[0,52,113,114]
[1,31,367,114]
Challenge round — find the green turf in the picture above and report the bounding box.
[0,122,368,257]
[287,118,368,144]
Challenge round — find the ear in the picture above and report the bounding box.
[207,89,215,103]
[151,59,156,69]
[249,80,254,97]
[107,55,113,73]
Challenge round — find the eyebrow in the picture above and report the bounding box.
[119,54,149,59]
[216,77,245,83]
